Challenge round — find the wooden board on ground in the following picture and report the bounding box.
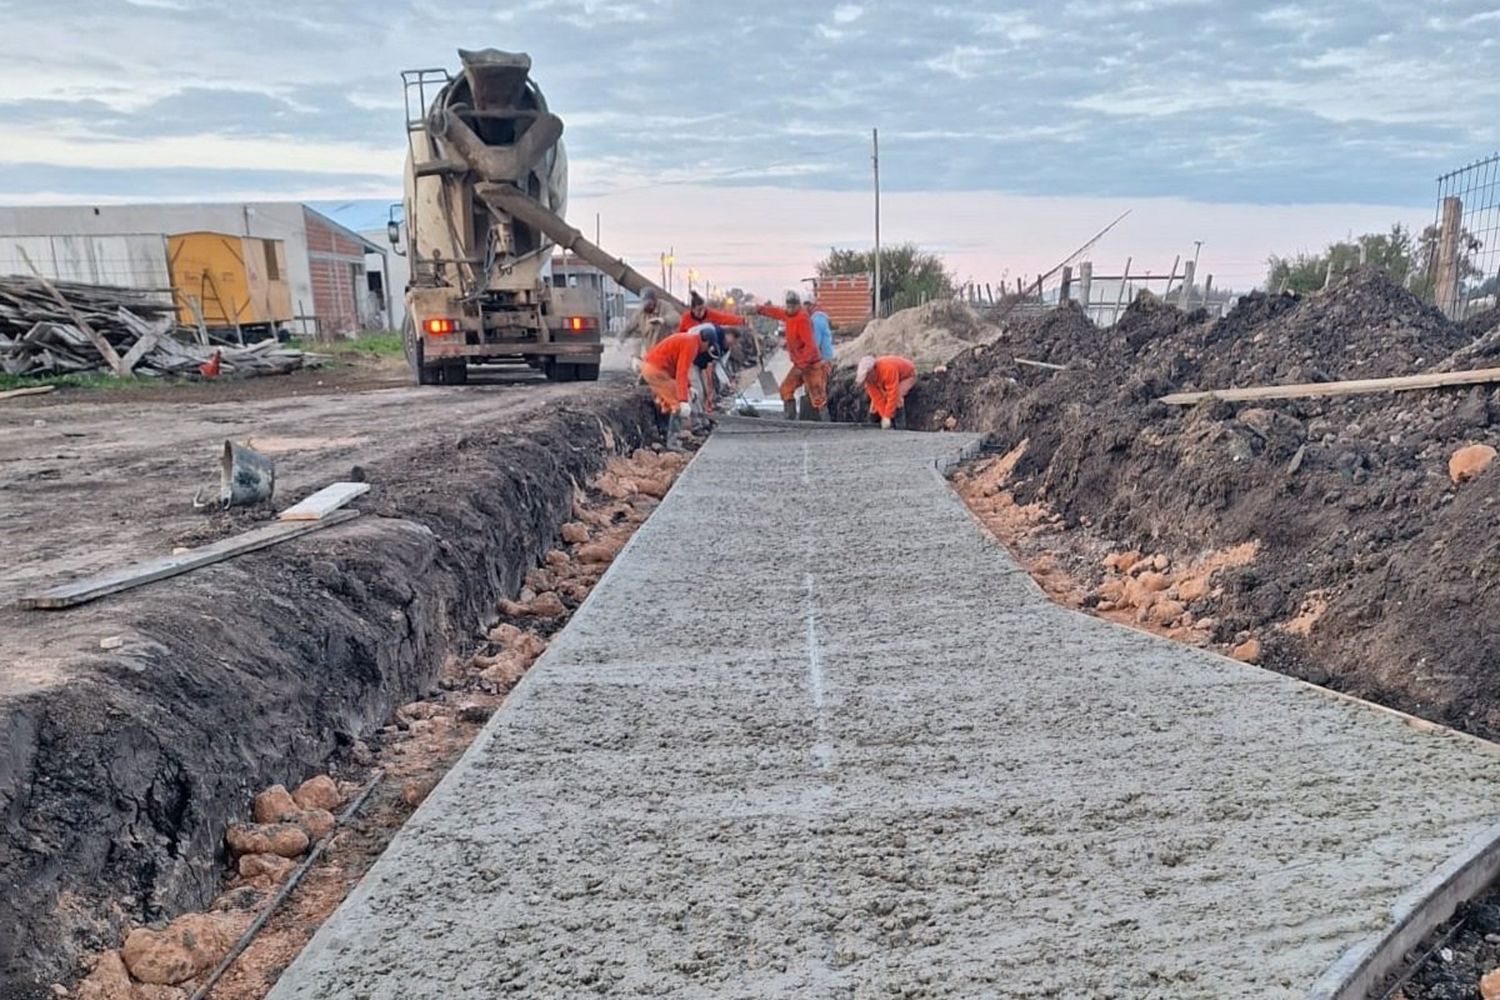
[278,482,370,521]
[1158,366,1500,406]
[0,384,56,401]
[17,510,360,610]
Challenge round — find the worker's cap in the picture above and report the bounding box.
[784,290,802,306]
[641,288,659,308]
[699,324,725,358]
[689,290,705,309]
[855,355,876,385]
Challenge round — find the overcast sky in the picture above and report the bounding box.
[2,0,1496,293]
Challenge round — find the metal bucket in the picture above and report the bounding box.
[220,441,275,508]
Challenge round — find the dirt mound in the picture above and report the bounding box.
[1193,266,1468,388]
[1462,303,1500,338]
[911,266,1500,742]
[1113,290,1208,350]
[836,300,998,366]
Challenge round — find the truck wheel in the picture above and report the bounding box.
[442,361,468,386]
[543,359,575,382]
[404,319,441,385]
[573,363,601,382]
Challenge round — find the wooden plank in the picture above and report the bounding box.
[15,246,127,376]
[116,311,173,375]
[278,482,370,521]
[1159,367,1500,406]
[0,384,56,401]
[17,510,359,610]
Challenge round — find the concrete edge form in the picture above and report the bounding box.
[1309,817,1500,999]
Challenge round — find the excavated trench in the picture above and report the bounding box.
[0,393,659,999]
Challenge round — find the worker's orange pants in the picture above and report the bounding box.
[640,363,681,414]
[867,375,918,419]
[780,362,829,409]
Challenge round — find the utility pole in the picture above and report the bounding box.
[872,127,882,319]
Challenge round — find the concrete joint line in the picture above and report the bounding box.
[802,571,832,771]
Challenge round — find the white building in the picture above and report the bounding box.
[0,202,390,337]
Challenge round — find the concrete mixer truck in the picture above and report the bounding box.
[393,48,681,385]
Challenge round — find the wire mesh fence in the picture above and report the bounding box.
[1433,153,1500,320]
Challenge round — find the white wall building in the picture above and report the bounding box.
[0,202,389,336]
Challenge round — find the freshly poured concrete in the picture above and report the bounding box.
[270,422,1500,999]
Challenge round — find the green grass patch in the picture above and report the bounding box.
[0,372,162,392]
[288,332,404,358]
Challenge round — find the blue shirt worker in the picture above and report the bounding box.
[809,300,836,363]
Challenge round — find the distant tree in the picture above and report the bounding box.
[817,243,955,313]
[1266,222,1482,301]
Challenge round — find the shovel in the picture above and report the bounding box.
[749,326,780,395]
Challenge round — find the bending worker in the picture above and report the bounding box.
[623,287,678,353]
[677,290,746,333]
[856,354,918,430]
[641,324,739,444]
[757,291,827,421]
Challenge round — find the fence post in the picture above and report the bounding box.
[1060,265,1073,303]
[1178,260,1196,309]
[1435,195,1463,316]
[1113,257,1133,325]
[1078,262,1093,318]
[1203,274,1214,315]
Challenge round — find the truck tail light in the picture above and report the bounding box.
[423,317,457,335]
[565,316,598,333]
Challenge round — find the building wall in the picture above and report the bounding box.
[814,273,873,328]
[0,233,173,301]
[304,208,373,337]
[361,229,409,332]
[0,202,383,336]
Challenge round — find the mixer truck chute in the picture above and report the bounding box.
[395,48,682,386]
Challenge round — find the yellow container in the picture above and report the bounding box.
[168,232,293,328]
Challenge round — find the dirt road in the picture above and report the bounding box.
[0,365,624,609]
[0,363,659,997]
[268,421,1500,999]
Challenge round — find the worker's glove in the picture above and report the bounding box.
[881,417,893,430]
[677,402,692,419]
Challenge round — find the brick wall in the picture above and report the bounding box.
[304,208,367,337]
[814,273,873,328]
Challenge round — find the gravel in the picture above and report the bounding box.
[269,421,1500,999]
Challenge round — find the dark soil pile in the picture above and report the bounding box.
[1190,267,1469,388]
[892,267,1500,740]
[1463,303,1500,338]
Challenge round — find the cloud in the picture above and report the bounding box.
[0,0,1494,218]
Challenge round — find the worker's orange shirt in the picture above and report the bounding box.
[866,355,918,419]
[676,307,744,333]
[757,305,821,368]
[643,331,706,401]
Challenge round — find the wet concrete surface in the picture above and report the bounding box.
[269,421,1500,999]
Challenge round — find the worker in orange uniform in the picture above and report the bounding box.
[676,290,746,334]
[757,291,827,421]
[856,354,918,429]
[641,325,740,446]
